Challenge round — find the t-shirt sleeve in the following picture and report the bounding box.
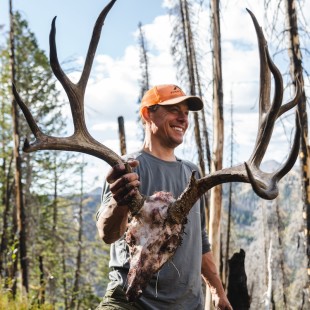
[200,193,211,254]
[96,180,112,221]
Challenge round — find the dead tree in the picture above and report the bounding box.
[284,0,310,299]
[137,22,150,103]
[209,0,224,273]
[13,0,301,302]
[223,92,234,288]
[118,116,127,155]
[70,163,85,309]
[170,0,208,176]
[227,249,250,309]
[137,22,150,142]
[9,0,28,295]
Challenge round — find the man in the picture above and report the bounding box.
[96,84,232,309]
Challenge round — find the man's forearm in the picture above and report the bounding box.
[201,251,232,309]
[97,198,129,244]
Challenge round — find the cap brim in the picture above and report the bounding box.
[158,95,203,111]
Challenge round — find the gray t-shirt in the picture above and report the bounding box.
[97,150,211,310]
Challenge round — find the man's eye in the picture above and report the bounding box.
[170,108,179,113]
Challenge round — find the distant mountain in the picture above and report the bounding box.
[260,159,300,173]
[260,159,281,172]
[88,187,103,196]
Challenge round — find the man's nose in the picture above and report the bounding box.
[177,111,188,121]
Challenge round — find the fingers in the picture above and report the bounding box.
[111,174,140,205]
[111,174,140,199]
[216,300,233,310]
[106,160,140,205]
[127,159,139,168]
[106,160,139,184]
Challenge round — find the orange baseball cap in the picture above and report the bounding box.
[139,84,203,115]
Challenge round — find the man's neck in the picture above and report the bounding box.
[142,145,176,162]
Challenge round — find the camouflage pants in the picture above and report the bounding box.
[96,286,145,310]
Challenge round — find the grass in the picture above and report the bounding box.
[0,291,54,310]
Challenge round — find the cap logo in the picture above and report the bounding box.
[170,86,182,94]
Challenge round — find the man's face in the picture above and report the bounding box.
[148,102,189,149]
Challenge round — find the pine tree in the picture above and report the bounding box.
[1,8,70,299]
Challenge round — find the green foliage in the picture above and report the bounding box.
[0,289,54,310]
[0,10,110,308]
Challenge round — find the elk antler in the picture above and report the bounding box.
[167,9,302,224]
[12,0,145,214]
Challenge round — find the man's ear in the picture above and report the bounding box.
[141,106,151,123]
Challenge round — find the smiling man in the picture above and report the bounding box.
[96,84,232,310]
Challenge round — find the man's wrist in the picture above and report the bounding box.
[108,197,128,216]
[113,203,129,216]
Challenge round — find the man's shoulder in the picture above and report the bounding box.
[179,158,201,178]
[180,158,199,170]
[122,150,144,161]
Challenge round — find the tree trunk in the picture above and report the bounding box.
[138,22,150,99]
[70,163,85,309]
[179,0,206,177]
[265,240,275,310]
[137,22,150,142]
[52,153,58,233]
[227,249,250,309]
[118,116,127,156]
[38,255,45,305]
[206,0,224,307]
[275,200,287,308]
[223,95,234,287]
[62,239,69,310]
[284,0,310,301]
[0,154,14,278]
[207,0,224,305]
[0,101,11,277]
[209,0,224,270]
[9,0,28,294]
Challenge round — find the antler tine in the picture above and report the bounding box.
[249,46,284,165]
[49,17,73,101]
[274,110,301,180]
[246,9,270,119]
[245,8,285,167]
[49,0,117,131]
[12,83,44,145]
[79,0,117,90]
[245,110,301,199]
[278,76,302,118]
[247,9,301,165]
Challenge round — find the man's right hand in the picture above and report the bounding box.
[106,160,140,206]
[97,160,140,243]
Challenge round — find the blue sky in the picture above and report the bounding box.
[1,0,165,58]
